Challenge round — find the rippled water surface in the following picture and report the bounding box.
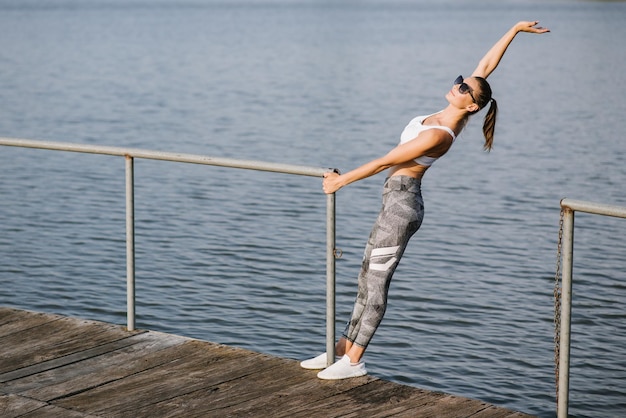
[1,1,626,416]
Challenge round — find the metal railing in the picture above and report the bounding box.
[0,137,339,364]
[557,198,626,418]
[9,138,626,405]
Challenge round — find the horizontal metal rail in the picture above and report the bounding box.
[557,198,626,418]
[0,137,328,177]
[561,198,626,219]
[0,137,337,362]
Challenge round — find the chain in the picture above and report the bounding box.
[553,208,564,406]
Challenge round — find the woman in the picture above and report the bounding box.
[301,21,550,380]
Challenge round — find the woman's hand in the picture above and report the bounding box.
[472,20,550,79]
[515,21,550,34]
[323,171,342,194]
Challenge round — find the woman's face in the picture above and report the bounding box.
[446,76,480,112]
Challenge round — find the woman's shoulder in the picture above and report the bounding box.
[405,111,438,126]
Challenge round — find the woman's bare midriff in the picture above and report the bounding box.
[388,162,429,180]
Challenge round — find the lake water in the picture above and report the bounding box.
[1,1,626,416]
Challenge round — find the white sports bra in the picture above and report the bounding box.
[399,113,456,167]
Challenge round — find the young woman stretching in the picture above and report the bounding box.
[301,21,550,380]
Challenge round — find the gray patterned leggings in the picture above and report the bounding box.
[343,176,424,349]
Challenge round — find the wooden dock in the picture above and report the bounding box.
[0,307,533,417]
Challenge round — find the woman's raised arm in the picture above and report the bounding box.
[471,21,550,79]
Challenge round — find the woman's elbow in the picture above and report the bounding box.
[373,158,395,172]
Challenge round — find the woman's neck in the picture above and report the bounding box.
[431,105,470,133]
[440,104,470,122]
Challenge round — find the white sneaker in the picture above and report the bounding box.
[317,355,367,380]
[300,352,339,370]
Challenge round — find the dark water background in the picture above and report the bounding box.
[1,1,625,416]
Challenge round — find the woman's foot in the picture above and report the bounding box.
[317,355,367,380]
[300,352,340,370]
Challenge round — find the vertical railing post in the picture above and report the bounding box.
[326,192,336,365]
[125,155,136,331]
[557,208,574,418]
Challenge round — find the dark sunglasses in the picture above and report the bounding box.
[454,75,476,104]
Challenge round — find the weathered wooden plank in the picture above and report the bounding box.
[16,404,101,418]
[0,393,48,418]
[0,392,99,418]
[0,307,62,338]
[0,331,151,383]
[0,315,140,374]
[274,379,446,418]
[43,339,224,407]
[468,405,536,418]
[129,357,320,417]
[218,373,377,417]
[399,394,495,418]
[52,342,282,416]
[1,332,187,401]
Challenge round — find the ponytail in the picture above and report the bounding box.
[472,77,497,152]
[482,98,497,151]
